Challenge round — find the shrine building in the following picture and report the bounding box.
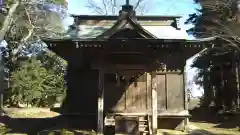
[42,2,216,135]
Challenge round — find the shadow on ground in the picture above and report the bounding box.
[190,107,240,130]
[161,129,234,135]
[0,106,239,135]
[0,114,237,135]
[0,115,96,135]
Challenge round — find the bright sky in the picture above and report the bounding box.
[64,0,203,97]
[65,0,200,30]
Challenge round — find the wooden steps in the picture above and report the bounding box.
[105,114,154,134]
[138,115,151,135]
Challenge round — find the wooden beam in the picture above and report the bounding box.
[146,73,152,134]
[97,69,104,135]
[74,20,174,26]
[91,64,148,70]
[183,65,189,131]
[151,71,158,135]
[108,52,145,54]
[183,66,188,111]
[71,15,180,21]
[112,70,146,75]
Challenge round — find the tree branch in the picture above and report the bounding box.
[86,0,106,15]
[0,1,20,41]
[134,0,144,10]
[21,8,35,43]
[110,0,116,15]
[102,0,108,15]
[13,7,36,55]
[86,0,148,15]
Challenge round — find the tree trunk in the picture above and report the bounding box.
[235,55,240,109]
[0,1,20,41]
[237,0,240,24]
[203,68,212,107]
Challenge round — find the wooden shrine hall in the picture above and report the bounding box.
[42,1,216,135]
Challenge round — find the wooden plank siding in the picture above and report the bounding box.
[156,74,167,111]
[147,73,152,111]
[166,74,184,111]
[106,72,185,114]
[125,74,147,113]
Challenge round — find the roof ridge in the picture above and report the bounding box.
[96,14,158,39]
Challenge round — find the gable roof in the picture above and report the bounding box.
[96,14,158,39]
[66,4,185,39]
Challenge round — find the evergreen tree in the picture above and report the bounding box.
[7,57,66,107]
[0,0,68,107]
[187,0,240,112]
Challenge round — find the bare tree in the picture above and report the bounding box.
[0,0,67,55]
[0,1,20,41]
[86,0,151,15]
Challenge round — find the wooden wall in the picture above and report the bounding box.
[104,73,150,113]
[156,73,185,113]
[62,65,185,116]
[105,72,185,114]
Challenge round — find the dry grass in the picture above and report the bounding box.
[190,122,240,135]
[0,108,240,135]
[4,108,60,118]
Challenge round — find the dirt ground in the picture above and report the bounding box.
[0,108,239,135]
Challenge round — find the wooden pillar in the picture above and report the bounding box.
[97,69,104,135]
[125,76,129,110]
[183,65,188,110]
[146,73,152,134]
[183,65,189,131]
[151,71,158,135]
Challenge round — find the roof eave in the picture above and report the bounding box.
[40,37,217,44]
[70,15,182,21]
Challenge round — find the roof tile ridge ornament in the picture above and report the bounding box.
[119,1,136,21]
